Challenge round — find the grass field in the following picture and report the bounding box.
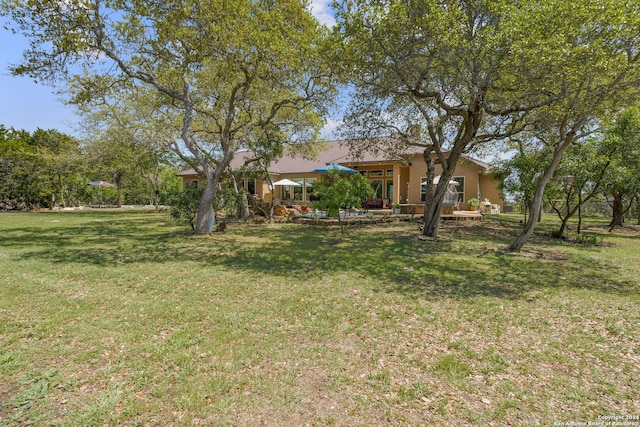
[0,209,638,426]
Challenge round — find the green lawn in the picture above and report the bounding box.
[0,210,638,426]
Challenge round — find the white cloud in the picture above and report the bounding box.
[308,0,336,27]
[320,117,342,139]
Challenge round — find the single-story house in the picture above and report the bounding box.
[177,139,504,213]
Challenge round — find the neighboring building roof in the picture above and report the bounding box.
[177,139,489,177]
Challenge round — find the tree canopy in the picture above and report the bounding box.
[334,0,559,238]
[0,126,85,209]
[311,169,375,237]
[600,108,640,231]
[334,0,640,246]
[2,0,336,233]
[503,0,640,249]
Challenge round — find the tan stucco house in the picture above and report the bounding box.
[177,139,504,213]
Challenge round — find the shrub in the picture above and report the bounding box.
[168,185,203,231]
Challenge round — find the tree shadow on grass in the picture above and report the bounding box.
[5,211,638,301]
[225,221,639,300]
[384,249,636,300]
[582,223,640,241]
[214,222,639,300]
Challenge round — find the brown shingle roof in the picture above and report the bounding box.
[177,138,490,177]
[230,138,422,174]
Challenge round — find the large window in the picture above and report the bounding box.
[293,178,304,201]
[280,184,292,200]
[420,176,465,202]
[305,178,316,201]
[280,178,315,201]
[452,177,465,202]
[245,178,256,195]
[370,179,383,198]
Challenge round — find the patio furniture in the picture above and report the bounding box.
[366,198,384,209]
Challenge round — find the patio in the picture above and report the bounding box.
[440,210,483,221]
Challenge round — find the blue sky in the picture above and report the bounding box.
[0,1,337,137]
[0,20,80,134]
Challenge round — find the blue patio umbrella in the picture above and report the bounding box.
[313,162,358,174]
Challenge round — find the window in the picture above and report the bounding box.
[420,176,465,202]
[369,179,383,198]
[452,177,465,202]
[245,178,256,195]
[280,185,292,200]
[293,178,304,201]
[385,180,394,201]
[189,179,199,189]
[369,169,384,177]
[305,178,316,201]
[386,169,394,176]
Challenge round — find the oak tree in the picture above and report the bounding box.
[334,0,558,238]
[507,0,640,250]
[334,0,640,245]
[2,0,335,233]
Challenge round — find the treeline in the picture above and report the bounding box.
[494,108,640,234]
[0,125,182,211]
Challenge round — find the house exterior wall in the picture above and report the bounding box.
[479,174,503,208]
[178,149,504,211]
[405,154,504,210]
[400,166,411,203]
[184,177,206,189]
[255,178,270,202]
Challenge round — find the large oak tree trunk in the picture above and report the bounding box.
[192,150,235,235]
[608,191,624,231]
[510,181,547,251]
[421,146,465,239]
[419,98,482,239]
[422,197,445,238]
[421,151,439,237]
[194,179,217,235]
